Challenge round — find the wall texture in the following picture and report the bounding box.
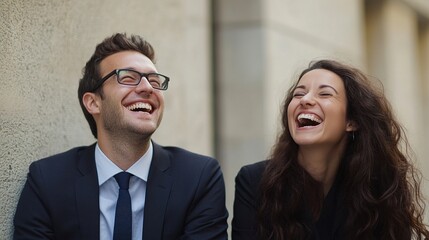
[0,0,212,238]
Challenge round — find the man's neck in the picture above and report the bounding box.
[97,133,151,170]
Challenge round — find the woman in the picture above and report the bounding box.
[232,59,429,239]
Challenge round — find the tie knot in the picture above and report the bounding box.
[114,172,132,190]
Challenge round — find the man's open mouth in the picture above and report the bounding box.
[126,102,153,113]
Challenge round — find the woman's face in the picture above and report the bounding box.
[287,69,355,147]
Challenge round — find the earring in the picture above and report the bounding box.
[352,131,355,141]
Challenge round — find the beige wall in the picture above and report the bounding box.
[0,0,212,238]
[2,0,429,238]
[365,0,429,203]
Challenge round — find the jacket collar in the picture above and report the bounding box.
[75,143,100,240]
[143,142,173,240]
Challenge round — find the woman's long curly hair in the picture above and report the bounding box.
[258,59,429,239]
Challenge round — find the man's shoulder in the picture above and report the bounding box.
[24,144,96,187]
[155,143,215,162]
[153,143,219,172]
[31,144,95,168]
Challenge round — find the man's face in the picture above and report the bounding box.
[95,50,165,139]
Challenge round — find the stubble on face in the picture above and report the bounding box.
[99,91,162,140]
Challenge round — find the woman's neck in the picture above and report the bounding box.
[298,141,347,195]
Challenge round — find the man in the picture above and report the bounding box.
[14,33,228,240]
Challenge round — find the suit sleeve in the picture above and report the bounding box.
[232,165,259,240]
[14,162,55,240]
[179,158,228,240]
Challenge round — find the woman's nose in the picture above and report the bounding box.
[300,93,315,106]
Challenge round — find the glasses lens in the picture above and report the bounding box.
[147,74,168,90]
[116,70,168,90]
[147,73,168,90]
[118,70,140,85]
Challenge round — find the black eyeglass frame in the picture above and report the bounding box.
[91,68,170,91]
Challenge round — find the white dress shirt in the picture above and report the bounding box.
[95,142,153,240]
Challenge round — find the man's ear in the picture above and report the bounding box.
[82,92,101,115]
[346,120,358,132]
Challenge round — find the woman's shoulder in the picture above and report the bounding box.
[239,160,267,175]
[236,160,268,186]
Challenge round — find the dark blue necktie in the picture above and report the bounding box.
[113,172,132,240]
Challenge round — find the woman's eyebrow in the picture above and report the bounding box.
[294,85,306,90]
[319,84,338,93]
[294,84,338,94]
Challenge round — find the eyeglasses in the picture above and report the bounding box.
[92,69,170,91]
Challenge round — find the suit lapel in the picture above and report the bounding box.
[143,142,173,240]
[75,144,100,240]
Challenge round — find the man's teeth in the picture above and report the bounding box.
[297,113,322,123]
[127,102,152,112]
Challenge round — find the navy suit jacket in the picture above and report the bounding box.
[14,142,228,240]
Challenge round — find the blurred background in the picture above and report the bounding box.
[1,0,429,238]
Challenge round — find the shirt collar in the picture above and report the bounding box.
[95,141,153,186]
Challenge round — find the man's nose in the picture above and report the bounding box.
[134,76,154,94]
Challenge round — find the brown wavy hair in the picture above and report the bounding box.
[258,59,429,239]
